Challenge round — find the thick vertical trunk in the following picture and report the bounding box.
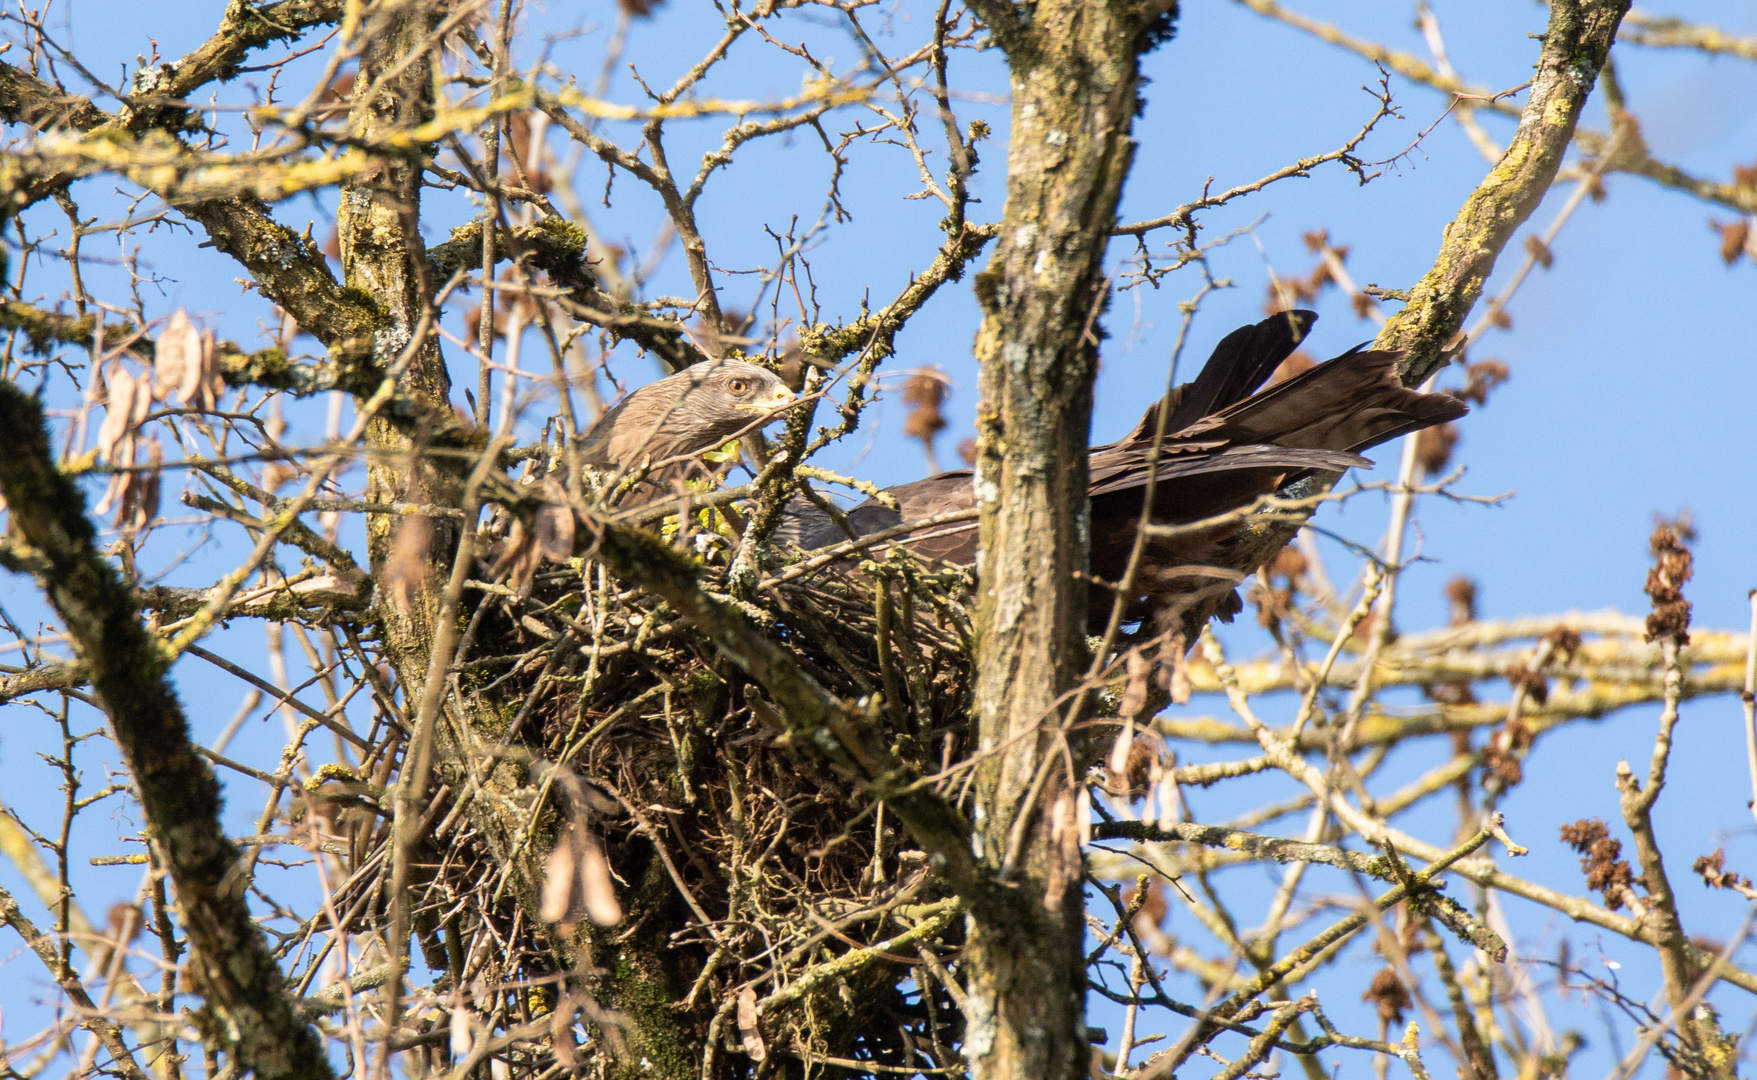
[964,3,1168,1077]
[335,15,708,1076]
[336,1,556,970]
[337,6,456,649]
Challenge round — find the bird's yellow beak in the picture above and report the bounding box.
[736,384,797,413]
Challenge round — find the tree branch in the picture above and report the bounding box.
[1619,12,1757,62]
[0,381,335,1080]
[0,882,150,1080]
[130,0,345,118]
[1376,0,1630,385]
[0,58,383,355]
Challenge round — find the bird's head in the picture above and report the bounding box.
[696,359,796,416]
[670,358,796,431]
[582,357,796,471]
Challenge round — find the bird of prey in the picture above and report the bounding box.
[772,311,1466,627]
[581,357,795,499]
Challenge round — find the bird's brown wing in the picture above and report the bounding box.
[1087,443,1365,498]
[779,443,1361,566]
[878,472,979,563]
[1083,338,1464,629]
[772,477,966,557]
[768,317,1464,637]
[579,394,636,467]
[1085,446,1367,609]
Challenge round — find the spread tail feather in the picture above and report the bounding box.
[1182,347,1467,454]
[1120,310,1318,444]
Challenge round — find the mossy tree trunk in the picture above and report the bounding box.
[338,0,554,982]
[961,3,1175,1078]
[337,11,700,1076]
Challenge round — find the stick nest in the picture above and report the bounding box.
[319,549,981,1075]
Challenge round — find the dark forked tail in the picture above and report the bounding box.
[1116,309,1319,446]
[1178,345,1467,455]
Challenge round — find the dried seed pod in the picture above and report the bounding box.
[540,836,576,924]
[1118,647,1150,720]
[96,367,142,463]
[541,822,621,930]
[736,987,766,1063]
[1154,773,1179,831]
[1107,716,1135,784]
[198,327,225,411]
[156,309,203,405]
[533,480,576,562]
[449,999,473,1058]
[384,517,434,609]
[578,831,621,926]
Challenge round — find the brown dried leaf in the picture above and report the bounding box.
[736,987,765,1062]
[901,368,949,450]
[1363,968,1411,1024]
[1523,233,1554,270]
[198,328,224,411]
[551,1004,577,1068]
[1127,740,1156,796]
[1460,358,1510,406]
[1644,515,1695,644]
[492,518,541,591]
[507,111,535,165]
[1415,422,1459,477]
[1693,849,1755,895]
[87,903,142,973]
[93,469,128,517]
[1266,546,1307,582]
[260,463,296,493]
[1545,626,1584,666]
[133,439,163,529]
[1714,218,1750,266]
[1445,576,1478,625]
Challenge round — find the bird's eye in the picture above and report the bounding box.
[727,378,750,395]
